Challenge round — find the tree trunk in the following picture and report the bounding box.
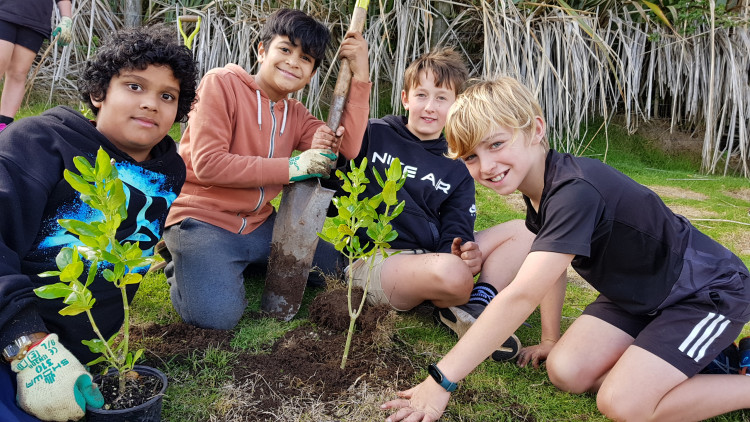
[431,1,451,48]
[122,0,141,28]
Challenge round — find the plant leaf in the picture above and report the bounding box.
[34,283,73,299]
[121,273,143,285]
[63,170,96,196]
[54,247,75,271]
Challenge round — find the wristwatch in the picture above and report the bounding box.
[428,363,458,392]
[2,333,47,362]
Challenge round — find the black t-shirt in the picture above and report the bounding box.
[525,150,747,314]
[0,0,65,38]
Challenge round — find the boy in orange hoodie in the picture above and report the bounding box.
[163,8,370,330]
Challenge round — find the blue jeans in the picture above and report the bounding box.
[0,364,42,422]
[164,214,342,329]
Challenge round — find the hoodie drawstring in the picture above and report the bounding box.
[256,90,262,129]
[280,99,288,135]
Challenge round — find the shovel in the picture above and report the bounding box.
[261,0,370,321]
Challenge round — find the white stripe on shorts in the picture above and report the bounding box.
[678,312,730,362]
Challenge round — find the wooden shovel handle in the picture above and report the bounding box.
[326,5,368,152]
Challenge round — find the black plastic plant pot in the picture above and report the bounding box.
[86,365,167,422]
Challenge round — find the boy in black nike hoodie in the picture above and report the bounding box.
[343,49,546,363]
[0,25,197,421]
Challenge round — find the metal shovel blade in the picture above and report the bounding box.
[261,179,336,321]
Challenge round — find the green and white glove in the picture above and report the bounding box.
[12,334,104,421]
[51,17,73,47]
[289,149,337,182]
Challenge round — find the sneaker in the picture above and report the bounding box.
[739,337,750,375]
[147,239,171,272]
[434,305,521,362]
[700,342,740,374]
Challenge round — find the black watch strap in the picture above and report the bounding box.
[428,363,458,392]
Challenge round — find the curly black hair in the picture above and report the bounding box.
[78,24,198,123]
[259,8,330,71]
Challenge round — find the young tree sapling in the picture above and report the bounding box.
[319,157,405,369]
[35,147,154,399]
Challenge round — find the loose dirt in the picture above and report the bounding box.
[95,369,164,412]
[132,288,418,421]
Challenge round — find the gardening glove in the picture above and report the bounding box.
[289,149,337,182]
[51,17,73,47]
[12,334,104,421]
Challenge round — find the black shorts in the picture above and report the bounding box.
[583,270,750,377]
[0,20,44,52]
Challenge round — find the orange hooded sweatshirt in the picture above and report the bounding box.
[166,64,370,234]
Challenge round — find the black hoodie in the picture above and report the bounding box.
[0,106,185,362]
[344,115,476,253]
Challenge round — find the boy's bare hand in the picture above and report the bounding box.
[451,238,482,275]
[381,380,449,422]
[312,125,345,152]
[340,31,369,82]
[516,339,556,369]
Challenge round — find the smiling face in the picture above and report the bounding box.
[401,70,457,141]
[91,64,180,162]
[461,117,547,204]
[255,35,317,102]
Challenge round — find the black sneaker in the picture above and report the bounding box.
[434,305,521,362]
[700,342,740,374]
[147,239,171,273]
[739,337,750,375]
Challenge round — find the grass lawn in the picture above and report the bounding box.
[14,106,750,421]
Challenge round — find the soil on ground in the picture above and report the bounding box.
[131,288,418,421]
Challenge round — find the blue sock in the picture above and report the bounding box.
[467,282,498,307]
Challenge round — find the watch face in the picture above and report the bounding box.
[3,344,21,361]
[4,344,20,356]
[428,364,443,382]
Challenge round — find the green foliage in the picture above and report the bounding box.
[659,0,743,35]
[320,158,406,260]
[318,157,406,368]
[35,147,154,391]
[542,0,745,36]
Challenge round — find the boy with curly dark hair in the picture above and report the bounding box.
[162,8,370,330]
[0,24,197,421]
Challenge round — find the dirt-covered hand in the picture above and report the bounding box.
[381,379,449,422]
[12,334,104,421]
[451,238,482,275]
[289,149,337,182]
[311,125,344,152]
[516,339,557,369]
[52,17,73,47]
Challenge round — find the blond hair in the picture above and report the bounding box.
[445,78,548,159]
[403,47,469,96]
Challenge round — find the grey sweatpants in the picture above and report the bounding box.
[163,214,342,329]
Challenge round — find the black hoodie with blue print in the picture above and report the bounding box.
[0,106,185,362]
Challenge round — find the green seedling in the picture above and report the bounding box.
[318,157,405,369]
[35,147,154,394]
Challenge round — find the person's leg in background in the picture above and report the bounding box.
[0,21,44,129]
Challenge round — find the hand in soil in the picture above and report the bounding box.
[381,378,450,422]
